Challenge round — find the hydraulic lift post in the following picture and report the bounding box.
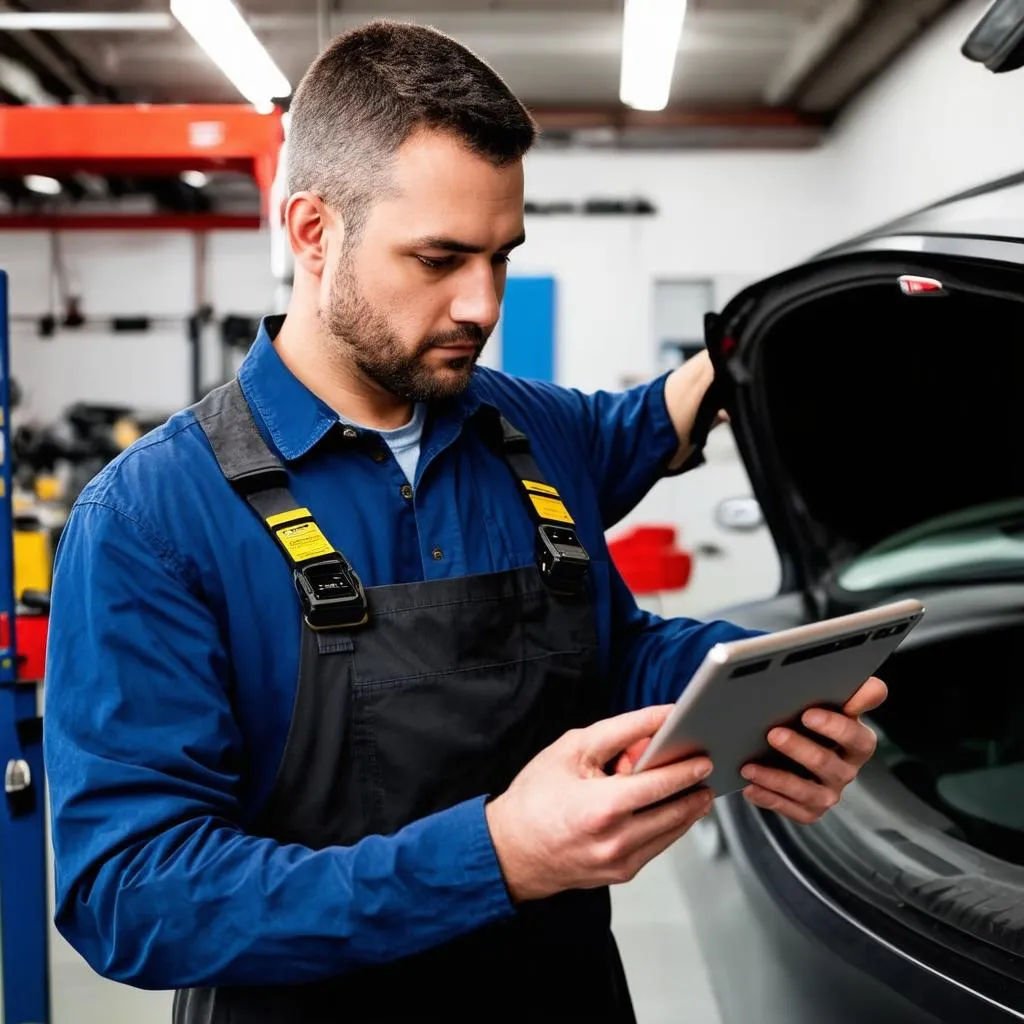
[0,270,49,1024]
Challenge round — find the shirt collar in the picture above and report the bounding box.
[237,315,490,462]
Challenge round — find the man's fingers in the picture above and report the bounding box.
[581,705,675,765]
[800,709,878,766]
[742,784,822,825]
[843,676,888,717]
[604,755,713,816]
[622,791,715,875]
[740,762,840,812]
[614,737,652,776]
[621,787,714,852]
[761,727,857,788]
[626,736,652,763]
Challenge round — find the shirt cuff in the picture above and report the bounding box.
[448,795,517,921]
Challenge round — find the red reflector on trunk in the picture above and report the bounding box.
[899,275,945,296]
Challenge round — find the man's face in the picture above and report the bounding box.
[320,129,526,402]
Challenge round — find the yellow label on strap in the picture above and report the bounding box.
[522,480,559,497]
[276,521,335,562]
[530,495,575,525]
[266,507,312,528]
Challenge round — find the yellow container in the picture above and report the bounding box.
[14,528,52,600]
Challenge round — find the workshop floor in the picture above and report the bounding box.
[45,844,721,1024]
[612,849,722,1024]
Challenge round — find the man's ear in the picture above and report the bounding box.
[285,192,342,278]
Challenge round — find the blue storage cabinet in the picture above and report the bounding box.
[502,276,556,382]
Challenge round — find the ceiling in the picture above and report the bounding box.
[0,0,967,217]
[3,0,966,149]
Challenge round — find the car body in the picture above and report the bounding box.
[671,173,1024,1023]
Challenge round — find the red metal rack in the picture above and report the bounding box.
[0,104,284,229]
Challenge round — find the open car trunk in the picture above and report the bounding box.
[709,250,1024,989]
[713,253,1024,598]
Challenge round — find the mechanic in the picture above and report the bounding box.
[44,21,886,1024]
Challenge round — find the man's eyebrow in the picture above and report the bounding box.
[410,233,526,254]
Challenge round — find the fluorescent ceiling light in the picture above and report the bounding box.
[181,170,210,188]
[619,0,688,112]
[171,0,290,114]
[24,175,61,195]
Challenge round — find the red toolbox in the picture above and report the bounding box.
[608,525,692,595]
[0,612,48,683]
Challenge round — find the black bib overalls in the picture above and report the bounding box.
[173,379,636,1023]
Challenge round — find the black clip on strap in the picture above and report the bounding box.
[499,416,590,594]
[292,553,369,631]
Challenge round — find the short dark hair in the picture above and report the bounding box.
[287,20,538,239]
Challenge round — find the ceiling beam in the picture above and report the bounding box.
[530,105,824,130]
[528,105,826,149]
[764,0,869,106]
[793,0,960,112]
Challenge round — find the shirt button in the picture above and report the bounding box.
[400,484,413,500]
[341,426,358,439]
[371,447,388,463]
[431,547,444,561]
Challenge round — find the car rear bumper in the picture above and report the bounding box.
[671,793,1023,1024]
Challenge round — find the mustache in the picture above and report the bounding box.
[425,325,487,350]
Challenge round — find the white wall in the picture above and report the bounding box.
[826,0,1024,238]
[0,230,277,424]
[519,148,836,392]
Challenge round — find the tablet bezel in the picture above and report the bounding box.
[630,598,926,784]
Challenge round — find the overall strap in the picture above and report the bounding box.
[498,415,591,595]
[191,379,368,630]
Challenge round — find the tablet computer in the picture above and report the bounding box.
[631,599,926,796]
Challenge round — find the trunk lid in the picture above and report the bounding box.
[707,206,1024,605]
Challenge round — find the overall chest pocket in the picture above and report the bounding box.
[349,577,599,836]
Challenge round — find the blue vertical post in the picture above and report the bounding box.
[0,270,50,1023]
[502,276,556,382]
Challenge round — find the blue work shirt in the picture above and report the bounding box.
[44,317,758,990]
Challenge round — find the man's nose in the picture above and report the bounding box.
[449,264,501,333]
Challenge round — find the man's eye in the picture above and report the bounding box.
[416,255,454,269]
[494,253,512,266]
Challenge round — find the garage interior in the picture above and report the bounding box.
[0,1,1021,1023]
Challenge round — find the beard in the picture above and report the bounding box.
[320,256,488,402]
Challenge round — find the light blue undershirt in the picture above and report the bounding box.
[339,404,427,484]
